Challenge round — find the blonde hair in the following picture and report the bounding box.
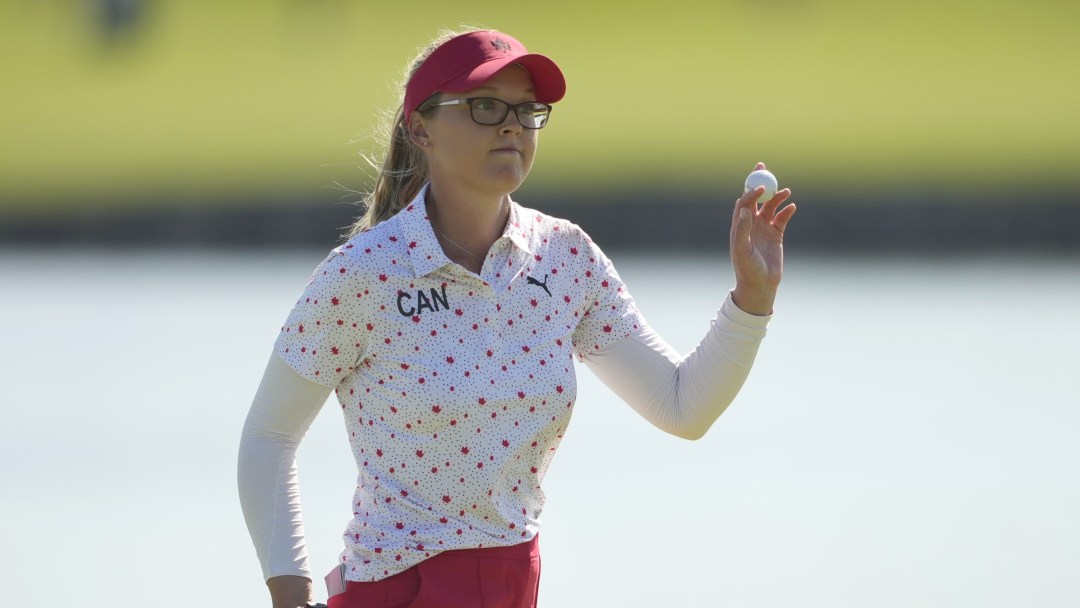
[344,26,483,239]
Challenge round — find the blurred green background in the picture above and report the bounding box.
[2,0,1078,244]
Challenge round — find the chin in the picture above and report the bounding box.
[486,168,530,194]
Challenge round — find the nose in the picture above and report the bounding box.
[499,110,523,135]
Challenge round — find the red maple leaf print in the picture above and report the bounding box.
[432,405,442,413]
[409,241,417,248]
[298,324,305,333]
[439,517,449,524]
[442,495,452,503]
[461,446,470,455]
[517,391,526,399]
[521,345,530,353]
[502,439,510,447]
[331,297,340,305]
[477,397,486,405]
[416,450,424,458]
[395,522,404,530]
[412,315,421,323]
[603,325,612,333]
[331,346,340,355]
[445,356,454,364]
[339,267,347,274]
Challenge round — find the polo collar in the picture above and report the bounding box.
[398,184,534,277]
[502,196,533,255]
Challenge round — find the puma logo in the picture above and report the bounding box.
[526,274,551,297]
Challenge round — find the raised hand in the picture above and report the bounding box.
[729,162,797,316]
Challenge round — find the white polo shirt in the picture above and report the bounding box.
[275,185,645,581]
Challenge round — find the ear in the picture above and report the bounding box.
[407,111,431,148]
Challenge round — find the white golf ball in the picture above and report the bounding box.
[744,169,778,202]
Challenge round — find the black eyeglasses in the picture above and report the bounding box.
[427,97,552,129]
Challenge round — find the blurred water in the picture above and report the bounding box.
[1,248,1078,607]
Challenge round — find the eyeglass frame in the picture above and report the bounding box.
[423,96,553,129]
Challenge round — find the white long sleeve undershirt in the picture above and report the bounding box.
[237,292,769,581]
[238,354,332,581]
[582,293,769,440]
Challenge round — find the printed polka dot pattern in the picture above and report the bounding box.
[275,186,644,582]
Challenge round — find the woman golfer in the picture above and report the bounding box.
[239,27,796,608]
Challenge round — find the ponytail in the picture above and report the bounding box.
[343,106,428,239]
[344,26,483,240]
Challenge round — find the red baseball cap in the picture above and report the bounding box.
[403,30,566,116]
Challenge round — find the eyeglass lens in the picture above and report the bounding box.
[470,98,550,129]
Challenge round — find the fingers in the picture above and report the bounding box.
[735,184,764,214]
[733,163,795,239]
[772,201,797,234]
[732,186,796,237]
[758,188,791,219]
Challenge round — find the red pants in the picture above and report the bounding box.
[327,536,541,608]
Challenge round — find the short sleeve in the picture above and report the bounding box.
[571,236,645,360]
[274,250,369,388]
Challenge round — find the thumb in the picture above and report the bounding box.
[732,207,753,254]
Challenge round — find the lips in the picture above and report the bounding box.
[491,140,522,154]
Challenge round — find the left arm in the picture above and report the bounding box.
[583,162,796,439]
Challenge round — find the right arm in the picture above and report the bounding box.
[238,352,333,607]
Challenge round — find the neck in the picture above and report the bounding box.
[426,181,510,265]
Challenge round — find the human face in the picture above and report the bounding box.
[414,64,540,200]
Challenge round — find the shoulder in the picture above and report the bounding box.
[332,214,409,268]
[512,201,597,251]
